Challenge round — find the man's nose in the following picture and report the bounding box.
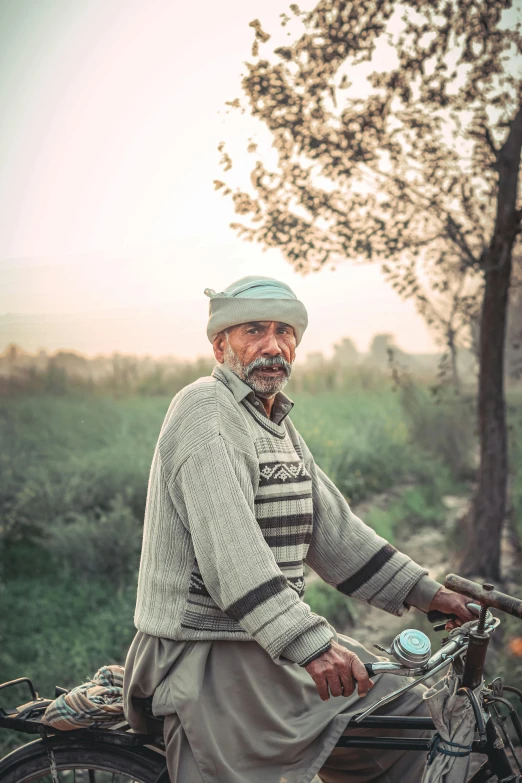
[259,330,282,356]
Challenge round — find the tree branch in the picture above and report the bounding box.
[484,126,499,160]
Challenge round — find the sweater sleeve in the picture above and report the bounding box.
[405,575,442,612]
[300,437,428,617]
[170,435,333,665]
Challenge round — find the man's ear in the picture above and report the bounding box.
[213,331,227,363]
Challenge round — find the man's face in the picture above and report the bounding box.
[213,321,296,397]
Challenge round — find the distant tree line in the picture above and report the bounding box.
[2,331,518,398]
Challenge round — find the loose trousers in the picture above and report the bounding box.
[163,687,430,783]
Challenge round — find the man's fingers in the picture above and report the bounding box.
[339,668,355,698]
[460,604,478,622]
[305,643,376,701]
[327,674,343,698]
[351,658,373,697]
[451,603,475,624]
[341,671,357,696]
[451,600,480,627]
[314,674,330,701]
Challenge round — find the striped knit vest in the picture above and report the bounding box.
[182,382,312,636]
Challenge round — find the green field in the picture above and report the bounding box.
[1,380,521,753]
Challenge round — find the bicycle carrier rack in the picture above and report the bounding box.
[0,677,161,748]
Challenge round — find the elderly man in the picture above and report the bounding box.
[123,275,474,783]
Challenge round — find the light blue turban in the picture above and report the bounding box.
[205,275,308,345]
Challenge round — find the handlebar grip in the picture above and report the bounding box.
[427,610,457,623]
[427,603,481,628]
[445,574,522,619]
[352,663,375,684]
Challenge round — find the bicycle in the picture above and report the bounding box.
[1,574,521,783]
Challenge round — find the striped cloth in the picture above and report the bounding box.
[41,665,124,730]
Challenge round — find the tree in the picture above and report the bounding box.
[217,0,522,579]
[506,255,522,380]
[333,336,359,365]
[367,333,398,367]
[400,260,479,393]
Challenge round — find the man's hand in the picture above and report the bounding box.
[304,641,374,701]
[429,586,478,630]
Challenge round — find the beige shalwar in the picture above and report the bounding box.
[123,627,431,783]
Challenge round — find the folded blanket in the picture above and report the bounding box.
[41,664,124,730]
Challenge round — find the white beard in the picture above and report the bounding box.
[223,342,291,398]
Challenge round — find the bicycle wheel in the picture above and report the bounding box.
[0,737,167,783]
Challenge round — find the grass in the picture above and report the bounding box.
[304,581,356,628]
[0,385,471,560]
[0,567,138,754]
[0,395,169,549]
[1,572,137,697]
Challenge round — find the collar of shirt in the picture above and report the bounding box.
[212,364,294,425]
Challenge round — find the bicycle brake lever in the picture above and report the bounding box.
[427,603,481,630]
[427,610,456,631]
[427,609,456,622]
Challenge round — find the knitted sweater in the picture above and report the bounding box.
[134,365,430,666]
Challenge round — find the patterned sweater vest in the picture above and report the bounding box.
[185,405,312,634]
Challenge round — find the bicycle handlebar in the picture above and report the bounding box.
[444,574,522,619]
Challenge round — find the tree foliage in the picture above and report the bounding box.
[218,0,522,578]
[218,0,520,319]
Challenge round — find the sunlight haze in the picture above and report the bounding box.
[0,0,439,359]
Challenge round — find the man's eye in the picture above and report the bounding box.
[247,328,259,334]
[277,328,289,334]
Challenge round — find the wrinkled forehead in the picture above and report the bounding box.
[229,321,295,333]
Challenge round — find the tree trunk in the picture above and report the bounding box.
[448,332,460,395]
[464,258,511,578]
[462,106,522,579]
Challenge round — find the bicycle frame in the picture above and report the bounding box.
[1,688,521,782]
[342,706,522,782]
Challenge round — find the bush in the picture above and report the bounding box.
[364,483,450,542]
[0,395,167,556]
[0,574,137,756]
[45,493,142,588]
[292,390,413,504]
[304,581,356,629]
[398,382,476,481]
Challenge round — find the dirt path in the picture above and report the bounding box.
[340,492,520,647]
[306,484,520,677]
[349,494,470,648]
[304,492,472,646]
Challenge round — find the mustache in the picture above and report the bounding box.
[244,356,292,378]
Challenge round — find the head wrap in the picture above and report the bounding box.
[205,275,308,345]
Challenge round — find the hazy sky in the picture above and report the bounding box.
[0,0,442,359]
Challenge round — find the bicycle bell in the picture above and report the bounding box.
[390,629,431,668]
